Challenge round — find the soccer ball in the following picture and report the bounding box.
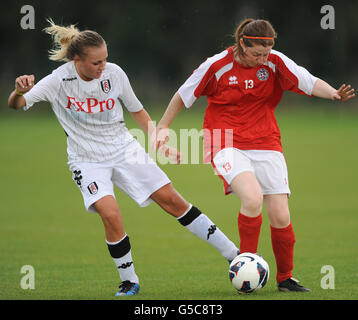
[229,252,269,294]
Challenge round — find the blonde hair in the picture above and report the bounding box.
[43,19,105,62]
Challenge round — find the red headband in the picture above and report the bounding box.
[242,35,274,40]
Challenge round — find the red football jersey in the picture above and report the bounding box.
[178,46,318,162]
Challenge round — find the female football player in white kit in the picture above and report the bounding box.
[155,18,355,292]
[7,20,239,297]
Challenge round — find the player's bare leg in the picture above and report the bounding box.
[94,195,140,296]
[150,183,189,217]
[264,194,290,228]
[94,195,126,241]
[151,183,239,261]
[264,194,310,292]
[230,171,263,217]
[230,171,263,254]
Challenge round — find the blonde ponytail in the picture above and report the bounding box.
[43,19,105,62]
[43,19,80,62]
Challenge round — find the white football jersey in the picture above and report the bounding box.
[23,61,144,164]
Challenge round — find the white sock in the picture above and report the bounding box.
[106,235,139,284]
[177,205,239,261]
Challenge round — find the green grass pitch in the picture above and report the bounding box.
[0,102,357,300]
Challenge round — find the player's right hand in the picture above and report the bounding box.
[154,126,170,150]
[15,74,35,94]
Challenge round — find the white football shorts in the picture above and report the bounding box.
[212,148,291,196]
[69,139,171,213]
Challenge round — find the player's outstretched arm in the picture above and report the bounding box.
[8,75,35,110]
[155,92,185,149]
[312,78,355,102]
[130,108,183,164]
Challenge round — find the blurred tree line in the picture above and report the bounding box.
[1,0,357,109]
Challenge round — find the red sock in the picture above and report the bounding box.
[238,212,262,253]
[270,223,296,283]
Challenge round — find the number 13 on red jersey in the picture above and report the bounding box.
[244,80,254,89]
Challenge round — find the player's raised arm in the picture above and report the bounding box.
[8,75,35,110]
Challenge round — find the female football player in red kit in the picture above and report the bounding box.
[155,18,355,292]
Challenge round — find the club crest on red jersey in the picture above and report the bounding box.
[87,182,98,195]
[257,68,269,81]
[100,79,112,93]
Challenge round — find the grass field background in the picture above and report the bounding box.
[0,101,357,300]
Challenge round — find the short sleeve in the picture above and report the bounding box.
[23,73,59,111]
[178,65,216,108]
[272,50,318,96]
[178,50,230,108]
[115,66,144,112]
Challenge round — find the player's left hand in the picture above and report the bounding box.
[333,84,355,102]
[158,144,183,164]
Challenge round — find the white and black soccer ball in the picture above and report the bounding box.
[229,252,269,294]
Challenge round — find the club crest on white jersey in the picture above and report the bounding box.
[101,79,112,93]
